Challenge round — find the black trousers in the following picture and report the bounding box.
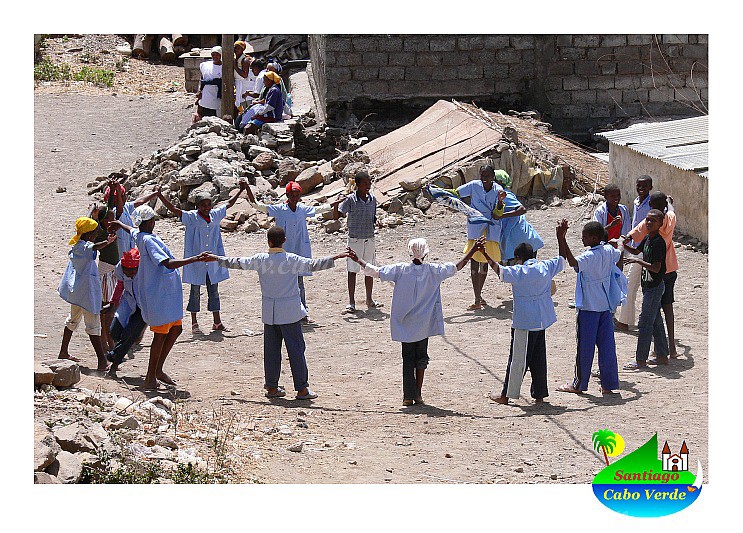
[401,338,429,400]
[501,328,548,399]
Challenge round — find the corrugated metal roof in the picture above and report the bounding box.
[597,116,708,176]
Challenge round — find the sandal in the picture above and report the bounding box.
[296,389,318,400]
[58,355,81,363]
[622,361,647,370]
[343,304,357,314]
[467,302,484,311]
[414,397,425,405]
[402,399,414,406]
[647,357,669,365]
[366,300,384,309]
[591,369,601,377]
[265,387,286,398]
[557,384,584,394]
[212,322,228,332]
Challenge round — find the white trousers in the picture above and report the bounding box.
[616,261,642,326]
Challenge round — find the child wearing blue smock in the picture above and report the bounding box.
[105,180,159,258]
[479,239,563,404]
[245,180,333,320]
[454,165,506,310]
[109,206,207,390]
[556,220,626,394]
[349,238,480,406]
[157,182,247,332]
[57,217,118,371]
[491,168,544,263]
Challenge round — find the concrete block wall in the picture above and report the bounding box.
[308,34,708,140]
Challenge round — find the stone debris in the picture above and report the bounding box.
[42,359,81,388]
[35,422,61,472]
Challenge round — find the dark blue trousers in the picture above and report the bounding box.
[107,308,147,366]
[263,321,309,391]
[573,310,619,391]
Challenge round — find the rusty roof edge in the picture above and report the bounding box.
[618,142,708,176]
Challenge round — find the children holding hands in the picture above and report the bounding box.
[156,180,248,333]
[347,237,480,406]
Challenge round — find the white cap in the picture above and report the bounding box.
[211,46,222,56]
[408,238,429,261]
[132,205,156,227]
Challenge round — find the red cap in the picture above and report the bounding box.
[285,181,302,195]
[121,248,140,268]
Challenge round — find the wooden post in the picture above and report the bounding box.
[220,34,235,120]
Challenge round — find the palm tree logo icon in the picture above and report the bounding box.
[592,429,625,466]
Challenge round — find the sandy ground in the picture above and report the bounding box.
[34,93,708,484]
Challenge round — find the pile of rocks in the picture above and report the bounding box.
[34,360,217,483]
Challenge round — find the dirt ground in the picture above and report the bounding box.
[33,92,708,484]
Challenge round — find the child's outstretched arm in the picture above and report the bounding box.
[621,237,641,256]
[331,195,346,221]
[456,241,481,271]
[161,252,209,270]
[556,219,578,268]
[108,219,134,235]
[475,237,501,275]
[218,180,247,209]
[91,234,117,250]
[132,189,159,209]
[156,186,182,218]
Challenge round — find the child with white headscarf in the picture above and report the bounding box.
[347,237,479,406]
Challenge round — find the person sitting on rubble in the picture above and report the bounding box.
[242,71,285,135]
[266,62,292,119]
[194,46,223,122]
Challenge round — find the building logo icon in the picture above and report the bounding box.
[591,433,702,518]
[662,441,689,472]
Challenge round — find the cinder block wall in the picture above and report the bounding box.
[308,34,708,141]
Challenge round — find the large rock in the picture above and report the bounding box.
[262,122,293,137]
[106,415,140,431]
[35,422,61,472]
[43,359,80,387]
[187,182,218,204]
[400,177,422,192]
[220,218,239,231]
[387,197,404,215]
[253,176,273,196]
[212,174,239,199]
[54,421,109,454]
[415,193,432,212]
[198,157,234,179]
[34,472,61,484]
[34,362,55,386]
[252,152,275,171]
[277,159,301,185]
[248,145,275,159]
[178,162,209,187]
[226,198,257,221]
[46,451,83,484]
[200,133,230,153]
[295,166,323,194]
[324,220,342,234]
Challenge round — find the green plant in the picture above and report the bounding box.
[74,66,115,87]
[62,35,69,43]
[170,462,223,484]
[34,60,72,82]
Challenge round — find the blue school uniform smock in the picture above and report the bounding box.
[456,180,503,241]
[574,244,624,312]
[58,240,102,314]
[377,262,457,343]
[266,203,315,267]
[180,205,230,285]
[499,190,544,261]
[130,229,183,327]
[112,262,138,328]
[116,201,137,257]
[499,256,564,330]
[216,251,336,325]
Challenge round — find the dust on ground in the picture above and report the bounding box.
[33,93,708,484]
